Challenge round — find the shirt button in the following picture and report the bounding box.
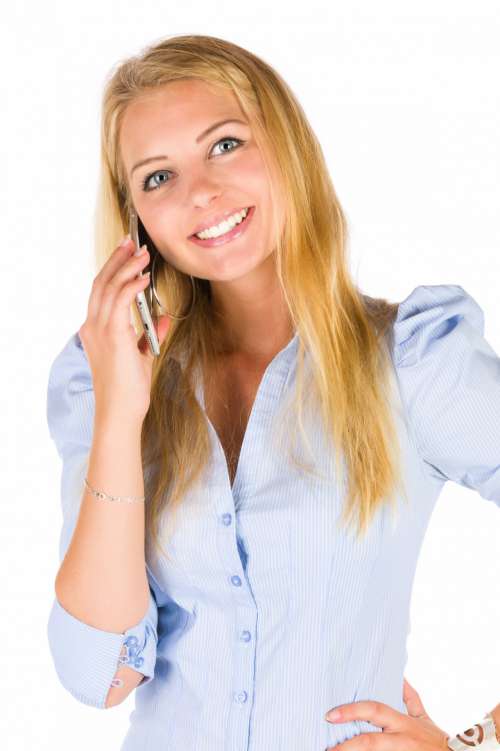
[231,575,242,586]
[240,630,251,642]
[234,690,248,703]
[221,513,232,526]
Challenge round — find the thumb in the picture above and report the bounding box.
[403,677,428,719]
[137,315,172,356]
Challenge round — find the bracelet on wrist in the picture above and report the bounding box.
[446,712,500,750]
[84,477,145,503]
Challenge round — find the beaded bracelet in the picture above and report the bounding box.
[84,477,145,503]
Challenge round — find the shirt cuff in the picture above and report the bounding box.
[47,591,158,708]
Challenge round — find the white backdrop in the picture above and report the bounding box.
[3,1,499,749]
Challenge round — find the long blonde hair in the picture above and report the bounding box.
[94,34,406,562]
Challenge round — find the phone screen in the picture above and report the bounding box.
[129,207,149,253]
[136,212,148,250]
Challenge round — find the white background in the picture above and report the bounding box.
[3,1,499,748]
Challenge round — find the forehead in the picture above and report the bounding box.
[119,80,245,167]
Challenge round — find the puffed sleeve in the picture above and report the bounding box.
[46,331,159,709]
[392,284,500,508]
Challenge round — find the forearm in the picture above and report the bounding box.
[55,412,149,634]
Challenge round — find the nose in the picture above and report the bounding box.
[184,170,224,208]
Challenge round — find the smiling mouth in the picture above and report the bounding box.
[189,207,251,239]
[188,206,255,248]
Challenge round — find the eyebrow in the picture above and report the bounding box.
[130,118,248,177]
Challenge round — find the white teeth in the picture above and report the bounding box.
[195,207,249,239]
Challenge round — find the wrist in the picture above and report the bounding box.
[94,410,145,435]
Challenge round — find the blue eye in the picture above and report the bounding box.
[141,170,170,192]
[141,136,244,192]
[210,136,243,157]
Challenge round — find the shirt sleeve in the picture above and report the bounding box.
[46,331,159,709]
[392,284,500,508]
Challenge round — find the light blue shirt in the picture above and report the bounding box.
[46,284,500,750]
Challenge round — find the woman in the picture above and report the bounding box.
[46,34,500,750]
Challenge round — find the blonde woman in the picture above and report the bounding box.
[46,35,500,751]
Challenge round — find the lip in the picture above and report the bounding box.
[188,206,252,237]
[188,206,255,248]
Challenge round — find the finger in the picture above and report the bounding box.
[325,701,407,733]
[96,235,136,279]
[327,731,410,750]
[86,238,139,319]
[83,274,151,348]
[403,678,427,719]
[96,249,150,326]
[108,272,152,336]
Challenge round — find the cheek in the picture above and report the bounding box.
[237,147,269,193]
[146,205,182,245]
[136,211,182,268]
[240,150,284,228]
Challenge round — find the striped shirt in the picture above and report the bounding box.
[46,284,500,750]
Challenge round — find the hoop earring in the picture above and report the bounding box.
[150,252,196,320]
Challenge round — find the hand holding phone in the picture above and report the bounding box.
[78,237,164,424]
[77,210,172,422]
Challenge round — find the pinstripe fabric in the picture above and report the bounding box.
[46,283,499,749]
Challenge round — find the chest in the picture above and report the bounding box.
[203,360,266,488]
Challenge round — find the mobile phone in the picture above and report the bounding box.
[129,206,161,357]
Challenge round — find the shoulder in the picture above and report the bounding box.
[388,284,500,502]
[391,283,485,367]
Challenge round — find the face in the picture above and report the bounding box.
[120,79,284,282]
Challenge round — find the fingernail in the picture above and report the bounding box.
[137,244,148,255]
[326,709,341,721]
[119,234,132,247]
